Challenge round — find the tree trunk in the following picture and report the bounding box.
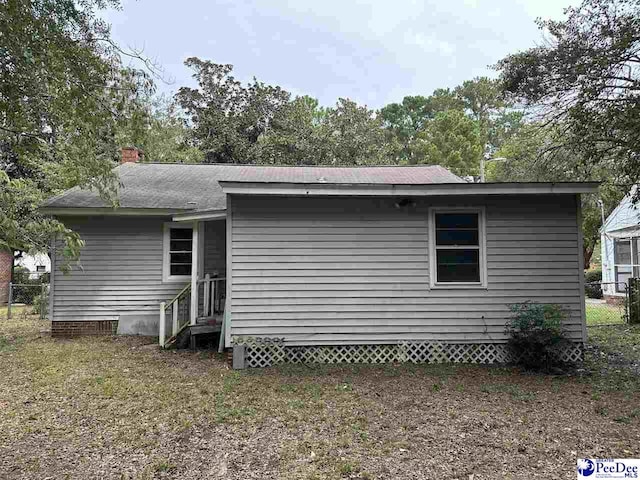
[583,245,594,271]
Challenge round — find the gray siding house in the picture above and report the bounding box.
[42,158,597,366]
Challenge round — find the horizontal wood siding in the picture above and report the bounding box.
[53,217,189,322]
[229,195,583,345]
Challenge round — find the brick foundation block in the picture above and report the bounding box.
[52,321,118,337]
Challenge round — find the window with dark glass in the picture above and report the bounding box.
[434,212,481,283]
[614,238,639,292]
[169,227,193,276]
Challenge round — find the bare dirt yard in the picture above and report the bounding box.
[1,313,639,479]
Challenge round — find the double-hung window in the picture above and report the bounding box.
[429,208,486,287]
[163,223,193,282]
[613,237,640,292]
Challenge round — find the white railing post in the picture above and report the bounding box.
[216,279,220,314]
[159,302,166,347]
[172,301,178,337]
[213,278,220,314]
[190,221,199,326]
[203,273,211,317]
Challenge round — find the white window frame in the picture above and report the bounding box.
[163,222,194,283]
[613,236,640,293]
[428,206,487,289]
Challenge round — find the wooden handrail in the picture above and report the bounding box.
[160,282,191,347]
[160,276,226,347]
[164,282,191,311]
[197,277,226,283]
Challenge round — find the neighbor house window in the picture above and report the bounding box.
[613,237,640,292]
[429,208,486,287]
[163,223,193,281]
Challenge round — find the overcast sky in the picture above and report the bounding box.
[103,0,576,108]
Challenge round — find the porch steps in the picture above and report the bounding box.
[163,322,190,349]
[159,276,226,349]
[196,315,218,324]
[191,316,222,344]
[191,325,222,335]
[164,315,223,349]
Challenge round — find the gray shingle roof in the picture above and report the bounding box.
[42,163,465,211]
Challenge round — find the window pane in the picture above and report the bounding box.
[435,213,479,247]
[170,239,192,251]
[170,264,191,276]
[170,228,192,240]
[634,238,640,265]
[168,227,193,277]
[437,264,480,283]
[437,249,479,265]
[615,266,632,292]
[435,213,478,229]
[436,229,479,246]
[614,239,631,264]
[436,249,480,283]
[171,252,192,264]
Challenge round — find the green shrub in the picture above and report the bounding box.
[585,269,602,283]
[505,302,571,371]
[31,293,48,316]
[585,268,603,299]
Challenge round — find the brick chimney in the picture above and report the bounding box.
[121,146,143,164]
[0,249,12,305]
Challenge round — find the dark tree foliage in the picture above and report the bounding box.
[379,78,519,175]
[497,0,640,188]
[489,124,625,268]
[0,0,155,265]
[176,58,291,164]
[379,91,464,162]
[177,59,396,165]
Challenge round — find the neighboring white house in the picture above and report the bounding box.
[15,253,51,277]
[601,186,640,298]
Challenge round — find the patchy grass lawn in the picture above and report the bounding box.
[586,324,640,392]
[586,302,626,326]
[1,316,640,479]
[0,305,36,319]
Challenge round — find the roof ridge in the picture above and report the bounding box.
[129,162,448,169]
[43,162,467,210]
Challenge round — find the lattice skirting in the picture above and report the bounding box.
[242,342,584,368]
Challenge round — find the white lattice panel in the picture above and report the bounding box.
[560,344,584,363]
[243,342,584,368]
[246,344,286,368]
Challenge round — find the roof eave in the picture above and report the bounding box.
[219,181,600,196]
[172,209,227,222]
[39,207,187,217]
